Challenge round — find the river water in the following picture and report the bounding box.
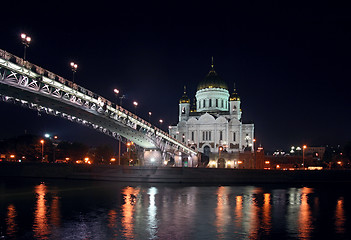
[0,178,350,240]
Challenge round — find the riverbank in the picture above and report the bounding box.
[1,162,351,184]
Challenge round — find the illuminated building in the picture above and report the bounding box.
[169,59,255,167]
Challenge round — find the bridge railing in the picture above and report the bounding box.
[0,49,196,155]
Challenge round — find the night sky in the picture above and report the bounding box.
[0,1,350,151]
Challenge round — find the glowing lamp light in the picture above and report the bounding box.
[265,161,270,164]
[40,140,44,144]
[150,157,155,162]
[238,161,243,164]
[21,33,31,43]
[44,133,50,138]
[111,158,116,162]
[133,101,138,106]
[70,62,78,69]
[113,89,119,94]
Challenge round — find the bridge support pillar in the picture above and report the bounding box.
[174,153,199,167]
[143,149,162,166]
[188,154,199,167]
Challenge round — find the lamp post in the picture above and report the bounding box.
[303,145,307,169]
[219,146,223,159]
[20,33,31,62]
[40,139,44,162]
[70,62,78,83]
[114,89,126,106]
[253,138,256,169]
[148,112,152,123]
[133,101,138,114]
[159,119,163,130]
[117,134,121,165]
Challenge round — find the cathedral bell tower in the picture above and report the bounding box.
[229,83,242,120]
[179,86,190,122]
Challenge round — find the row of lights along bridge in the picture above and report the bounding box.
[19,33,166,129]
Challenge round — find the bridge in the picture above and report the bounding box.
[0,49,198,166]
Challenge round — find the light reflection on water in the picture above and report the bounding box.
[0,180,350,239]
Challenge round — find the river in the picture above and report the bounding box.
[0,178,350,239]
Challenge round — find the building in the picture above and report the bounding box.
[169,60,255,168]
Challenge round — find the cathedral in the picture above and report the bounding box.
[169,60,255,168]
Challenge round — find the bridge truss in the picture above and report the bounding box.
[0,49,197,165]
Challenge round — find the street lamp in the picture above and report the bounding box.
[148,112,152,122]
[113,88,125,106]
[219,146,223,159]
[70,62,78,83]
[40,139,44,162]
[133,101,138,114]
[20,33,31,61]
[302,145,307,169]
[253,138,256,169]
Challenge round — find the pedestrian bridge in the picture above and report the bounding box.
[0,49,197,166]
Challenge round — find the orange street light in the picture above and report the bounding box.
[40,140,44,162]
[302,145,307,169]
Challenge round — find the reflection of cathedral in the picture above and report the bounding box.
[169,59,254,167]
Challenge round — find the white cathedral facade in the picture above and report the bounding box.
[169,61,255,167]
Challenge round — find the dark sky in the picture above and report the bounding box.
[0,1,350,151]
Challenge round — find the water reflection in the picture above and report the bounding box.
[215,186,230,238]
[6,204,17,238]
[33,183,50,239]
[1,180,350,239]
[148,187,158,239]
[120,186,140,239]
[335,197,345,234]
[298,187,313,239]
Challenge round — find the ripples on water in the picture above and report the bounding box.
[0,178,350,239]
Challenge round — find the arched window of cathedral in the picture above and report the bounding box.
[219,131,223,141]
[233,105,237,111]
[191,131,194,141]
[182,107,185,114]
[233,132,236,141]
[216,99,218,107]
[209,99,212,107]
[221,99,224,108]
[203,99,206,108]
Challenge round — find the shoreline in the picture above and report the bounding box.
[1,162,351,184]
